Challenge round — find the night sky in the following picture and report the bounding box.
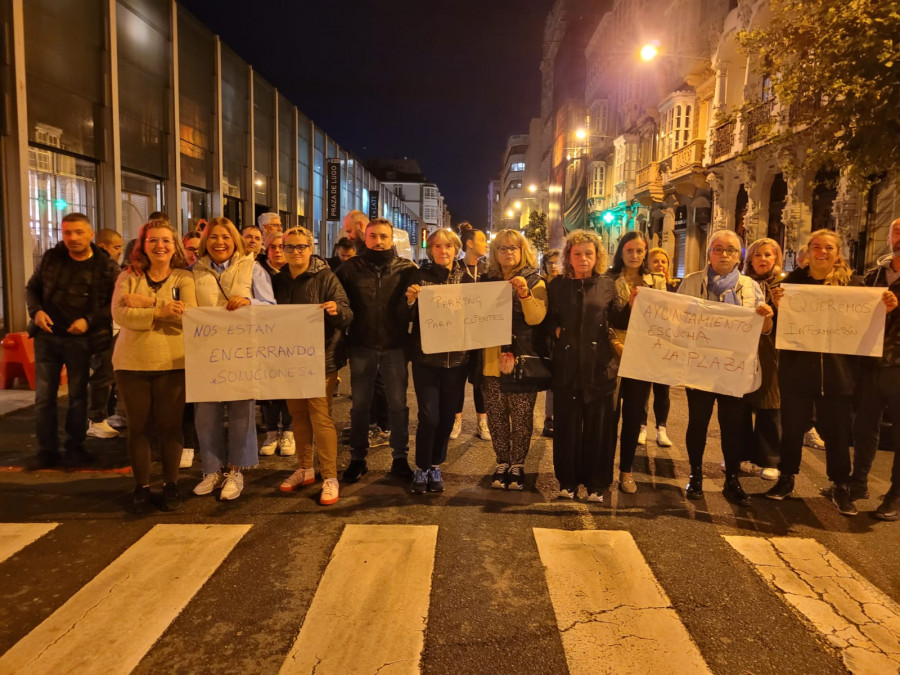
[179,0,554,225]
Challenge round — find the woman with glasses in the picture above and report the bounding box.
[272,227,352,505]
[608,232,667,494]
[405,228,469,494]
[768,229,897,515]
[191,217,263,501]
[481,229,548,491]
[677,230,772,506]
[113,219,196,512]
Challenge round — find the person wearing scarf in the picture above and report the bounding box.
[677,230,773,506]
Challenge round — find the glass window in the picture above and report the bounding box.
[312,129,324,249]
[221,47,248,200]
[121,170,163,240]
[253,73,274,207]
[178,6,215,190]
[297,113,310,219]
[277,94,293,213]
[181,186,209,232]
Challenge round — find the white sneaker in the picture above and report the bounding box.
[587,492,604,503]
[260,431,279,456]
[105,414,127,428]
[656,426,672,447]
[280,467,315,492]
[637,425,647,445]
[193,471,224,495]
[87,420,119,439]
[180,448,194,468]
[558,487,576,499]
[476,418,491,441]
[220,470,244,501]
[760,467,781,481]
[449,417,462,440]
[804,428,826,450]
[279,430,296,456]
[320,477,339,505]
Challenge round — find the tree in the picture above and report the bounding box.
[524,211,548,255]
[738,0,900,187]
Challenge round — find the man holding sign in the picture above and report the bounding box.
[675,230,772,506]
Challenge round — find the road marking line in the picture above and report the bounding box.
[725,536,900,674]
[280,524,438,675]
[533,528,711,674]
[0,523,58,564]
[0,523,250,675]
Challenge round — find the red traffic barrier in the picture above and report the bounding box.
[0,332,68,390]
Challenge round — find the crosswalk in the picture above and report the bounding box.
[0,522,897,674]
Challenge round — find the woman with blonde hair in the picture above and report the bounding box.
[191,216,263,501]
[482,229,548,490]
[770,229,896,513]
[547,230,631,500]
[112,219,196,512]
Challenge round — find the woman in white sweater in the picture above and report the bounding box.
[112,219,196,513]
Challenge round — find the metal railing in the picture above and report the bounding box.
[745,99,775,145]
[711,120,736,160]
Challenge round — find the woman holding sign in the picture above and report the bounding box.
[273,226,351,506]
[677,230,773,506]
[769,229,897,515]
[547,230,631,501]
[191,217,261,501]
[405,229,469,494]
[482,229,548,491]
[609,232,667,493]
[112,218,196,513]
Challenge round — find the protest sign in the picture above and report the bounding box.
[618,288,763,397]
[183,305,325,402]
[775,284,885,357]
[418,281,512,354]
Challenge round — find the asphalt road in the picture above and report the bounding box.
[0,374,897,674]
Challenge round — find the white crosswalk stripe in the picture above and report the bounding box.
[534,528,711,674]
[0,523,57,564]
[0,524,250,675]
[725,535,900,675]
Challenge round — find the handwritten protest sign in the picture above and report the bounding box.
[418,281,512,354]
[183,305,325,402]
[618,288,763,397]
[776,284,885,357]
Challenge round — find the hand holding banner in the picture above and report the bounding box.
[417,281,512,354]
[775,284,886,357]
[183,305,325,402]
[618,288,763,397]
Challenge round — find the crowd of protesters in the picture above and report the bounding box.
[24,208,900,521]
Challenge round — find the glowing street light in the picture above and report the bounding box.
[528,184,537,193]
[575,128,587,140]
[514,201,522,210]
[640,42,659,62]
[506,209,514,218]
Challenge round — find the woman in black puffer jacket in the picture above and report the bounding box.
[547,230,630,502]
[405,229,470,495]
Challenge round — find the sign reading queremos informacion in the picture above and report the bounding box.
[618,288,763,397]
[776,284,886,357]
[417,281,512,354]
[183,305,325,402]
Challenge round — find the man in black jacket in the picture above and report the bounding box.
[335,217,416,481]
[25,213,120,468]
[854,218,900,520]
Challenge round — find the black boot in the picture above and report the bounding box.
[832,483,858,516]
[685,468,703,500]
[723,474,751,506]
[766,474,795,501]
[129,485,152,514]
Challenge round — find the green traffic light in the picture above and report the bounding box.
[54,198,68,210]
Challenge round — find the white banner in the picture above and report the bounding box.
[775,284,885,357]
[183,305,325,402]
[417,281,512,354]
[618,288,763,397]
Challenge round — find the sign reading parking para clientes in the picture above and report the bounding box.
[618,288,763,397]
[417,281,512,354]
[183,305,325,402]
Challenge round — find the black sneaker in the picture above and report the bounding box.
[832,483,858,516]
[490,463,509,489]
[390,458,414,478]
[722,474,751,506]
[411,469,427,495]
[874,492,900,521]
[507,465,525,491]
[129,485,152,514]
[766,474,795,501]
[848,481,869,501]
[343,459,368,483]
[160,482,182,511]
[685,470,703,500]
[426,467,445,492]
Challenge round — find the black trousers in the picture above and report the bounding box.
[685,388,747,474]
[780,392,853,484]
[412,363,469,469]
[553,389,617,492]
[617,378,651,473]
[852,365,900,487]
[740,406,781,468]
[641,383,671,427]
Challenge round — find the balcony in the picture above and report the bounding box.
[710,120,736,160]
[668,139,706,176]
[789,96,822,126]
[634,162,663,205]
[745,99,775,145]
[635,162,656,189]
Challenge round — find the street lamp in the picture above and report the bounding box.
[639,42,710,66]
[640,42,659,62]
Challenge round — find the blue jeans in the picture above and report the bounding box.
[194,400,259,472]
[34,333,91,457]
[349,347,409,460]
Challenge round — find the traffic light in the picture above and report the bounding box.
[602,211,615,225]
[421,227,428,248]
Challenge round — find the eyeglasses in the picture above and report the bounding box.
[710,246,741,256]
[185,246,199,254]
[268,244,284,250]
[283,243,311,253]
[497,245,521,254]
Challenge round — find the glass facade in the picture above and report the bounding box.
[178,6,215,191]
[253,73,274,211]
[221,47,248,207]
